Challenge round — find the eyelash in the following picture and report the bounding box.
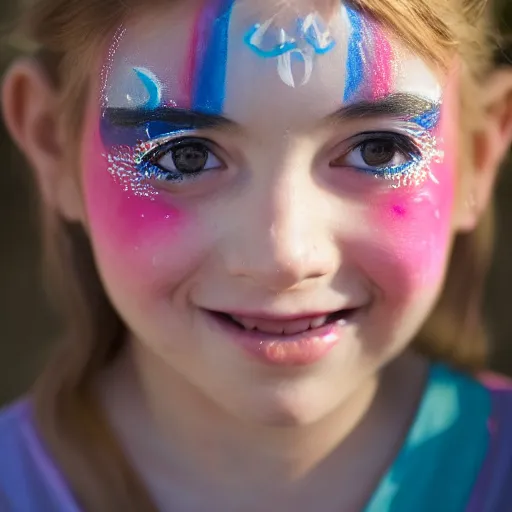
[134,135,223,182]
[335,128,444,188]
[333,131,422,174]
[130,129,439,188]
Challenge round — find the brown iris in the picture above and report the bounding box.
[171,142,209,174]
[360,139,397,167]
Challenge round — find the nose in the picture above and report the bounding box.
[224,172,339,292]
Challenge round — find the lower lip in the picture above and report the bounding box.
[205,312,345,367]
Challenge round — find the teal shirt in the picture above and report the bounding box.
[365,364,492,511]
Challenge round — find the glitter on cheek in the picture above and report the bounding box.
[379,127,444,189]
[82,113,186,259]
[104,144,160,199]
[367,140,455,287]
[362,83,459,289]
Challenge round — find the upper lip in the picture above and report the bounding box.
[206,308,359,322]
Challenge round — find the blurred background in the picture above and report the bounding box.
[0,1,512,407]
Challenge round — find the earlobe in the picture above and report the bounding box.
[2,58,84,222]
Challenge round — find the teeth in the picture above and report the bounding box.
[283,318,312,335]
[230,314,331,335]
[309,316,328,329]
[232,316,257,331]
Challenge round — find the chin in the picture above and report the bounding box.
[239,406,325,428]
[221,382,340,428]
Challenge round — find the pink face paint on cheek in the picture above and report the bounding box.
[81,110,187,267]
[391,204,407,217]
[366,85,458,291]
[378,175,454,287]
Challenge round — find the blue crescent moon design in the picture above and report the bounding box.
[133,67,162,110]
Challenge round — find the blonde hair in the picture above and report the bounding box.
[12,0,498,509]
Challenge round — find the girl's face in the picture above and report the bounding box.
[81,0,459,424]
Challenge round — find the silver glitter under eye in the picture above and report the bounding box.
[103,145,159,199]
[103,133,194,197]
[104,127,443,197]
[378,127,444,188]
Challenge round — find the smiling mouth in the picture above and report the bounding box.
[211,309,358,337]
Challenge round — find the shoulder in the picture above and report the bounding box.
[0,400,80,512]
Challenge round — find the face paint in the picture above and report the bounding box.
[81,0,460,424]
[343,5,364,102]
[343,5,395,102]
[132,67,163,110]
[98,1,240,198]
[244,11,336,87]
[190,0,236,113]
[98,0,445,203]
[353,124,444,188]
[368,87,457,286]
[334,4,444,188]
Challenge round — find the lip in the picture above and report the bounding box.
[204,310,353,367]
[211,310,344,322]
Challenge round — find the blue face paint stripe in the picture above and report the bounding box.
[244,24,298,59]
[343,6,365,103]
[410,106,441,131]
[192,0,236,114]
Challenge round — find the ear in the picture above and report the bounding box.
[456,68,512,231]
[2,58,84,222]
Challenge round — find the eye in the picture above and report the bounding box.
[140,137,224,181]
[331,133,420,174]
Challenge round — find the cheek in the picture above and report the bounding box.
[367,171,454,294]
[80,117,198,297]
[361,122,457,298]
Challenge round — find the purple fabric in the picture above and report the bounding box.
[19,403,81,512]
[466,380,512,512]
[0,400,81,511]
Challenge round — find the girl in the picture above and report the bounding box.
[1,0,512,510]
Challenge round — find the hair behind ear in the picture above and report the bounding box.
[414,206,494,370]
[33,211,158,511]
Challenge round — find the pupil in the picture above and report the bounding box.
[361,140,396,167]
[172,143,208,173]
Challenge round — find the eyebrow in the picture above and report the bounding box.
[104,92,440,134]
[104,107,237,132]
[327,93,441,129]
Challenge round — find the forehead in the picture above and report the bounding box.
[102,0,442,125]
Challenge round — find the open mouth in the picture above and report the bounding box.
[210,309,358,336]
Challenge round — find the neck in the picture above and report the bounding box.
[98,343,428,511]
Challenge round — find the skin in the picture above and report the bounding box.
[4,0,512,510]
[87,0,451,426]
